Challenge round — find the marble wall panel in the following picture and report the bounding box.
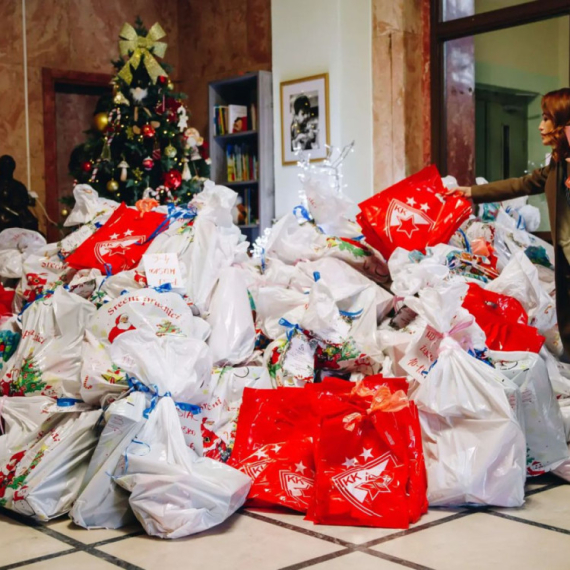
[0,1,23,65]
[372,0,430,191]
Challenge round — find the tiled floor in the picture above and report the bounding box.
[0,476,568,570]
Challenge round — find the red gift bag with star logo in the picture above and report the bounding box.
[230,387,317,513]
[357,165,472,261]
[65,203,166,274]
[308,383,427,528]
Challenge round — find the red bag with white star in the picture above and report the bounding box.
[309,385,426,528]
[357,165,472,261]
[65,203,166,274]
[238,437,316,513]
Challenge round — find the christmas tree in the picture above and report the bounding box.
[69,18,210,205]
[12,351,46,396]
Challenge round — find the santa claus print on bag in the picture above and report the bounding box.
[107,314,137,344]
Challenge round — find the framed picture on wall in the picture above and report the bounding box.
[280,73,329,165]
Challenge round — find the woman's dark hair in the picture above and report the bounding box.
[293,95,310,115]
[541,88,570,162]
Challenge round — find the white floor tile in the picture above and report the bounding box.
[498,485,570,531]
[307,551,410,569]
[373,512,570,570]
[12,551,120,570]
[248,507,462,545]
[0,514,69,566]
[46,517,141,545]
[97,512,343,570]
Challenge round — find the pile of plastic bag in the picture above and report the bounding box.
[0,161,568,538]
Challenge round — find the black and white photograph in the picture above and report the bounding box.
[280,73,329,165]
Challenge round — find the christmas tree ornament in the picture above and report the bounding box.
[158,75,168,86]
[126,126,135,139]
[142,124,156,139]
[80,160,93,173]
[132,167,143,181]
[164,144,177,158]
[101,141,112,161]
[118,159,130,182]
[118,22,168,85]
[92,112,109,132]
[181,157,191,181]
[163,169,182,190]
[113,91,130,106]
[177,106,189,131]
[167,80,174,90]
[142,157,154,170]
[130,86,149,103]
[61,209,69,217]
[152,146,162,160]
[106,179,119,192]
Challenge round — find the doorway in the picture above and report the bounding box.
[42,69,112,243]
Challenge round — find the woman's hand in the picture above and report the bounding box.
[443,185,472,197]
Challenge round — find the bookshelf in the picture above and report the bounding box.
[208,71,275,242]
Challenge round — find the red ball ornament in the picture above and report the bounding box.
[142,157,154,170]
[158,75,168,86]
[80,160,93,173]
[142,124,156,138]
[163,169,182,190]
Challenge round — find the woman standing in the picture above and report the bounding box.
[456,88,570,356]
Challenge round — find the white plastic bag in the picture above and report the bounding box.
[115,397,251,539]
[206,267,255,366]
[0,398,100,520]
[413,337,526,507]
[1,288,95,399]
[64,184,119,227]
[486,251,556,333]
[489,350,568,475]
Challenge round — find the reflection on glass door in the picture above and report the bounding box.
[444,15,569,230]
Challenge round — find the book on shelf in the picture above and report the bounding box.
[226,144,258,182]
[228,104,248,133]
[250,102,257,131]
[232,187,257,227]
[213,105,229,136]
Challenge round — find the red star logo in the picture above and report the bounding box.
[396,214,419,238]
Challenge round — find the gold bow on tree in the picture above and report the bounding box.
[118,22,168,85]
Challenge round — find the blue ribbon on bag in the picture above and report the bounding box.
[56,398,82,407]
[137,204,198,246]
[278,317,303,341]
[339,308,364,319]
[293,205,312,223]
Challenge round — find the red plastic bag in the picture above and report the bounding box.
[0,285,14,318]
[308,384,427,528]
[463,283,545,353]
[65,203,166,274]
[239,437,315,512]
[357,165,472,261]
[309,399,411,528]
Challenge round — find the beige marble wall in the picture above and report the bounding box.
[372,0,431,192]
[177,0,272,138]
[0,0,179,232]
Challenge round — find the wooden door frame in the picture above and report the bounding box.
[42,68,112,242]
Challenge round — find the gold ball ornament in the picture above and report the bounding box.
[164,144,177,158]
[167,80,174,90]
[106,179,119,192]
[92,112,109,132]
[61,208,69,217]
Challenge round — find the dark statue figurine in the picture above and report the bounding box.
[0,155,39,232]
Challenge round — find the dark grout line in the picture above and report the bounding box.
[0,550,78,570]
[0,507,145,570]
[360,510,473,548]
[363,549,439,570]
[277,549,353,570]
[525,480,564,496]
[90,529,147,547]
[485,510,570,536]
[242,510,354,547]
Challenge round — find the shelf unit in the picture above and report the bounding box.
[208,71,274,242]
